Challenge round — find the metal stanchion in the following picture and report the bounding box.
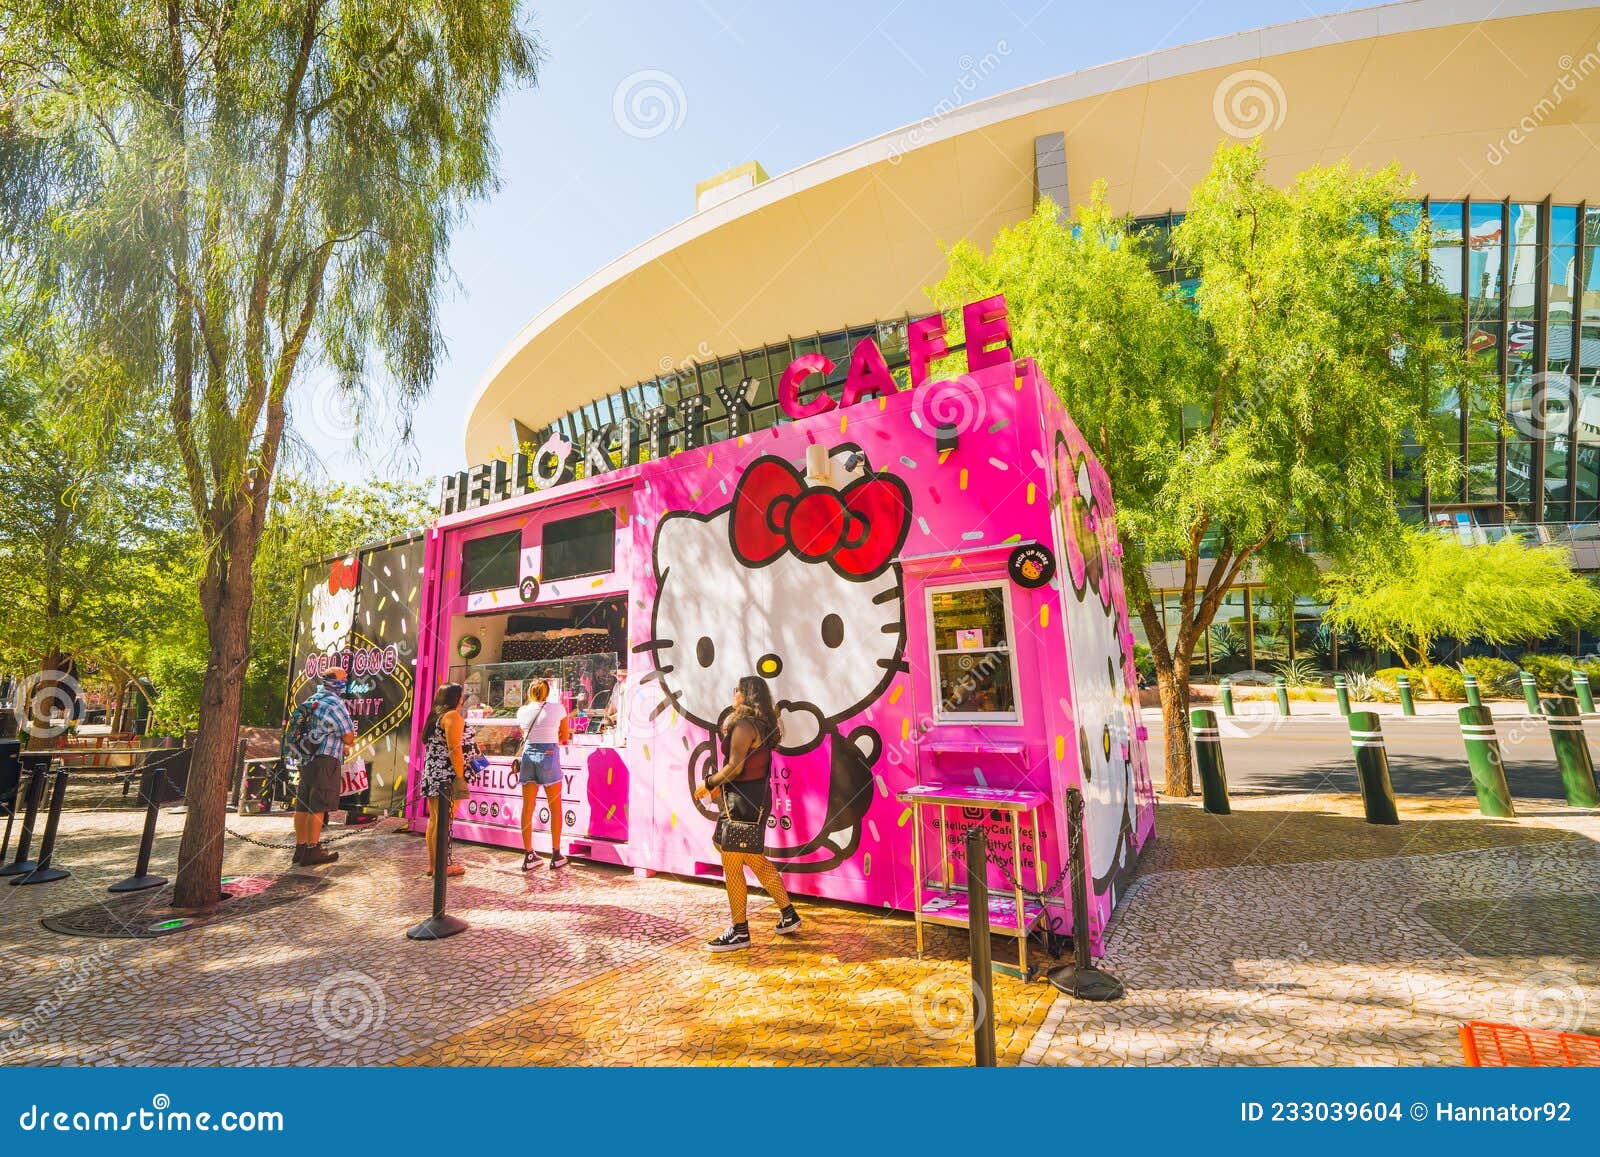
[407,801,468,941]
[1274,674,1290,716]
[1541,696,1600,809]
[1575,671,1595,715]
[1190,708,1231,815]
[1347,711,1399,826]
[1334,674,1350,717]
[110,759,178,893]
[1397,672,1416,716]
[1047,788,1125,1002]
[1458,705,1515,818]
[965,826,996,1068]
[1520,670,1542,715]
[1219,676,1234,717]
[0,759,49,877]
[1463,673,1482,709]
[226,738,247,808]
[12,767,71,885]
[0,740,20,864]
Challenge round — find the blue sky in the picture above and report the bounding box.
[306,0,1358,485]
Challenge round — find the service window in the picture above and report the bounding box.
[927,582,1020,723]
[460,530,521,595]
[541,510,615,581]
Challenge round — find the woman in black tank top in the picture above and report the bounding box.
[693,675,802,951]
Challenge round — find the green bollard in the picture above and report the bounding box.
[1520,670,1542,714]
[1219,676,1234,718]
[1541,696,1600,809]
[1574,671,1595,715]
[1334,674,1350,717]
[1395,672,1416,716]
[1189,708,1231,815]
[1457,705,1515,817]
[1347,711,1399,825]
[1274,674,1290,717]
[1463,673,1482,708]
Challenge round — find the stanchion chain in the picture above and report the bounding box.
[980,839,1074,904]
[223,816,396,850]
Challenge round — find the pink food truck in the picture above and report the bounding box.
[406,295,1156,959]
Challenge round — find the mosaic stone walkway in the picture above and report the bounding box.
[0,791,1595,1066]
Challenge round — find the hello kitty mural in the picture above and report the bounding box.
[647,447,910,872]
[409,295,1155,958]
[310,557,359,652]
[1053,432,1141,897]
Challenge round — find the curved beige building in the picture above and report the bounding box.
[468,0,1600,451]
[459,0,1600,673]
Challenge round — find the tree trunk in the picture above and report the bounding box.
[171,558,254,909]
[1156,658,1194,796]
[1138,598,1195,797]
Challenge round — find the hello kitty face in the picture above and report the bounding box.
[646,448,911,753]
[310,558,359,652]
[1053,434,1137,891]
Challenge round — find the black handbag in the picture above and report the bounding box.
[714,814,765,854]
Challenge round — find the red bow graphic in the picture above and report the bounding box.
[730,456,911,579]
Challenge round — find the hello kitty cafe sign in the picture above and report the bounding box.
[439,296,1013,514]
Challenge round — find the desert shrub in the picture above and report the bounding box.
[1272,657,1325,689]
[1347,672,1396,703]
[1460,656,1520,697]
[1421,664,1465,701]
[1518,653,1578,693]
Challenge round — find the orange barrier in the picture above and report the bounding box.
[1460,1021,1600,1066]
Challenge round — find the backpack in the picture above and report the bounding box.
[281,693,323,764]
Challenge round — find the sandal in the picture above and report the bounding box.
[445,863,466,877]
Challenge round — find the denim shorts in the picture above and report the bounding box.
[518,743,563,787]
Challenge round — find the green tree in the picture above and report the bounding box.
[1322,529,1600,678]
[930,143,1483,794]
[1,3,540,906]
[0,291,193,729]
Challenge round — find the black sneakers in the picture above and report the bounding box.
[707,925,751,952]
[774,908,802,935]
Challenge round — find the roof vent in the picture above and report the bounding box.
[695,161,768,213]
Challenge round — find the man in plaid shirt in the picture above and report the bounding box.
[294,667,356,866]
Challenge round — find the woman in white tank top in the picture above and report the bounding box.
[515,679,570,871]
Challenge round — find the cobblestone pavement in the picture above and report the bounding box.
[0,788,1595,1066]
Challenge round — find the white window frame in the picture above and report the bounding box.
[925,579,1023,725]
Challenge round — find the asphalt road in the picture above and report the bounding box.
[1195,711,1600,800]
